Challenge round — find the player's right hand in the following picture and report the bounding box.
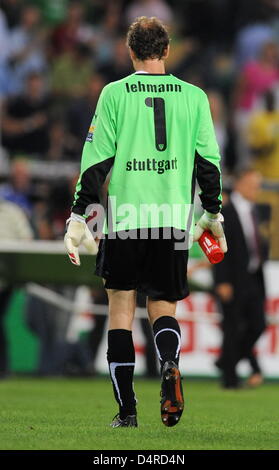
[194,211,228,253]
[64,214,98,266]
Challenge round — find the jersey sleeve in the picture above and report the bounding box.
[195,91,222,214]
[72,85,116,216]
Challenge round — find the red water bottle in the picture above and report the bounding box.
[198,231,224,264]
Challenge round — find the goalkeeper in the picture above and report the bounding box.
[65,16,227,428]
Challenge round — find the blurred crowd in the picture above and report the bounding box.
[1,0,279,240]
[1,0,279,379]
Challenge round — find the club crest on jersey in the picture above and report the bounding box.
[86,125,96,142]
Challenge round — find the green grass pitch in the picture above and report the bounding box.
[0,377,278,450]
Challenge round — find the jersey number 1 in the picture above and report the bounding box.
[145,97,167,151]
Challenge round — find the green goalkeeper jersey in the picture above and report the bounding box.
[72,72,222,233]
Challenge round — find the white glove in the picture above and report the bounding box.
[194,211,228,253]
[64,213,98,266]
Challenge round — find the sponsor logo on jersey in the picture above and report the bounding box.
[126,157,178,174]
[86,125,96,143]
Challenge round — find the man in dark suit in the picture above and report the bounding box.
[213,169,270,388]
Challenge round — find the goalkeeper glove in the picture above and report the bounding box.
[64,213,98,266]
[193,211,228,253]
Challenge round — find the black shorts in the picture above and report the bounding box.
[95,228,189,301]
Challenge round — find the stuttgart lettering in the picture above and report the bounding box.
[126,158,178,174]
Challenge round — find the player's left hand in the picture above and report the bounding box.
[194,211,228,253]
[64,215,98,266]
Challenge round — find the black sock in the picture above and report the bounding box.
[153,316,181,371]
[107,329,137,419]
